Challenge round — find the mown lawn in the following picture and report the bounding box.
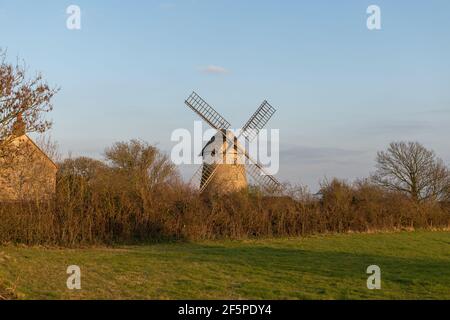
[0,231,449,300]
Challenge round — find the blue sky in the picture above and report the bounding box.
[1,0,449,190]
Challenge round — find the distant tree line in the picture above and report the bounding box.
[0,138,448,246]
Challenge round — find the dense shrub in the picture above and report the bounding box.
[1,139,449,247]
[0,176,449,246]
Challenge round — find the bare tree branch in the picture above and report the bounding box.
[372,141,450,202]
[0,49,59,156]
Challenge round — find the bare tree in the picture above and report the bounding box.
[0,49,58,150]
[373,141,450,202]
[105,140,179,190]
[58,157,107,182]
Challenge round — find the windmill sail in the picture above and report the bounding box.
[245,164,282,194]
[241,100,276,142]
[235,142,282,194]
[189,163,218,193]
[185,92,231,130]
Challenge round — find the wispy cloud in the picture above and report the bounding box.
[415,108,450,115]
[359,120,431,135]
[276,145,371,191]
[281,145,367,165]
[201,65,229,75]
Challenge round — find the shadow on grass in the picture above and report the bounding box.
[171,244,450,287]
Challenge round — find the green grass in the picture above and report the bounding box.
[1,231,449,300]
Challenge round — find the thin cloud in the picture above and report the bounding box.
[201,65,229,75]
[281,145,367,165]
[360,120,431,135]
[415,108,450,115]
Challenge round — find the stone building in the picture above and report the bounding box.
[201,130,248,194]
[0,116,57,201]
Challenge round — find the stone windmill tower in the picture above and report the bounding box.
[184,92,282,194]
[200,129,248,194]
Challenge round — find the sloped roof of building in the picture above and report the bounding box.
[6,134,58,170]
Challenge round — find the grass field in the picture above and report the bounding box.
[0,231,449,300]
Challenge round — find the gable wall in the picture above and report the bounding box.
[0,136,57,201]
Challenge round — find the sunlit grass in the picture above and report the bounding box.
[0,231,449,300]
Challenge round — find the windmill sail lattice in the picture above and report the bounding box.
[242,100,276,142]
[185,92,231,130]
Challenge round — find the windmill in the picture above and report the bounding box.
[184,91,282,194]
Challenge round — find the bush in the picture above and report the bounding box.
[1,146,449,246]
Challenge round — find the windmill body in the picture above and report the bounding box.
[201,130,248,194]
[184,91,282,195]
